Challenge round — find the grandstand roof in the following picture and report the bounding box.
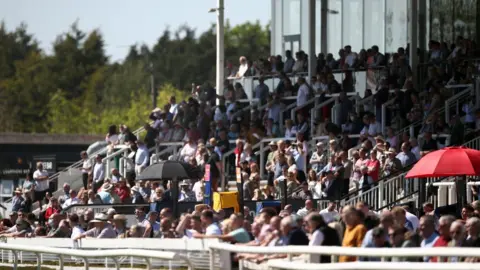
[0,132,103,145]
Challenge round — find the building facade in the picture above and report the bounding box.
[271,0,478,60]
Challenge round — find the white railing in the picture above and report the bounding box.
[0,243,192,270]
[432,181,480,207]
[208,242,480,270]
[1,238,221,270]
[267,261,480,270]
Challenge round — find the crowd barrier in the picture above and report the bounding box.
[3,239,480,270]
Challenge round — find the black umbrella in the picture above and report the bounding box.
[136,160,202,181]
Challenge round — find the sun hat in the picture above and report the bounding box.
[89,213,108,223]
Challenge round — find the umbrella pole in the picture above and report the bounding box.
[172,177,179,218]
[456,176,467,213]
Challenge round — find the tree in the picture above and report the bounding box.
[0,20,271,134]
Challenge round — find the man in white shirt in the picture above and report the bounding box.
[296,77,309,108]
[344,45,358,67]
[33,162,49,205]
[63,190,80,209]
[135,140,150,175]
[92,155,105,192]
[297,200,314,218]
[305,213,324,246]
[319,201,340,224]
[69,213,85,241]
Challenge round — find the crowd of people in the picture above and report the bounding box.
[2,38,480,263]
[2,197,480,263]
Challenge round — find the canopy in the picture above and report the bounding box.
[405,146,480,178]
[136,160,202,181]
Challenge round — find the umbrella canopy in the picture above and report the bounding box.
[136,160,203,181]
[405,146,480,178]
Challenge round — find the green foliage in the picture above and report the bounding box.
[0,20,270,134]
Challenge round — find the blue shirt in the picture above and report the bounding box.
[135,146,149,166]
[421,232,439,262]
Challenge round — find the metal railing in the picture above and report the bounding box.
[0,243,193,270]
[209,242,480,270]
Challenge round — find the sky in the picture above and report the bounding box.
[1,0,270,62]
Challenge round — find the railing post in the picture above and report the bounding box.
[260,141,265,179]
[378,181,384,209]
[381,104,387,135]
[445,100,450,124]
[155,142,159,163]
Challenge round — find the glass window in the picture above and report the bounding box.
[430,0,454,44]
[327,0,342,55]
[364,0,385,51]
[273,0,283,56]
[342,0,364,53]
[453,0,476,41]
[283,0,301,35]
[385,0,408,52]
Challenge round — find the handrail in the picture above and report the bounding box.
[221,140,262,190]
[0,243,193,270]
[267,261,480,270]
[444,84,473,123]
[209,242,480,257]
[381,99,396,135]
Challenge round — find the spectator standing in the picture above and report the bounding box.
[33,162,49,206]
[92,155,105,192]
[81,151,92,190]
[135,140,149,175]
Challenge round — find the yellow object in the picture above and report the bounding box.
[213,191,239,213]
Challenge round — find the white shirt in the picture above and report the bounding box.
[33,169,49,191]
[82,158,93,174]
[169,103,179,115]
[319,208,340,224]
[297,84,309,107]
[62,197,81,209]
[205,223,222,236]
[296,207,310,218]
[309,229,325,246]
[405,211,419,231]
[93,163,105,183]
[411,146,421,160]
[106,134,119,144]
[237,63,248,77]
[192,181,204,202]
[71,225,85,240]
[345,52,357,67]
[180,143,197,162]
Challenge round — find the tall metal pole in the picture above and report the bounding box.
[150,62,156,109]
[308,0,316,82]
[216,0,225,101]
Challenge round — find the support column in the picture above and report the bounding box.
[308,0,316,81]
[216,0,225,99]
[409,0,418,88]
[321,0,328,55]
[418,0,427,63]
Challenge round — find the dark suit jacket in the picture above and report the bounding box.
[323,179,340,199]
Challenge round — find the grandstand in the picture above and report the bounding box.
[3,0,480,269]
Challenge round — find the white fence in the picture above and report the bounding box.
[3,239,480,270]
[0,238,220,270]
[208,242,480,270]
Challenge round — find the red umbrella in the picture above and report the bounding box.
[405,146,480,178]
